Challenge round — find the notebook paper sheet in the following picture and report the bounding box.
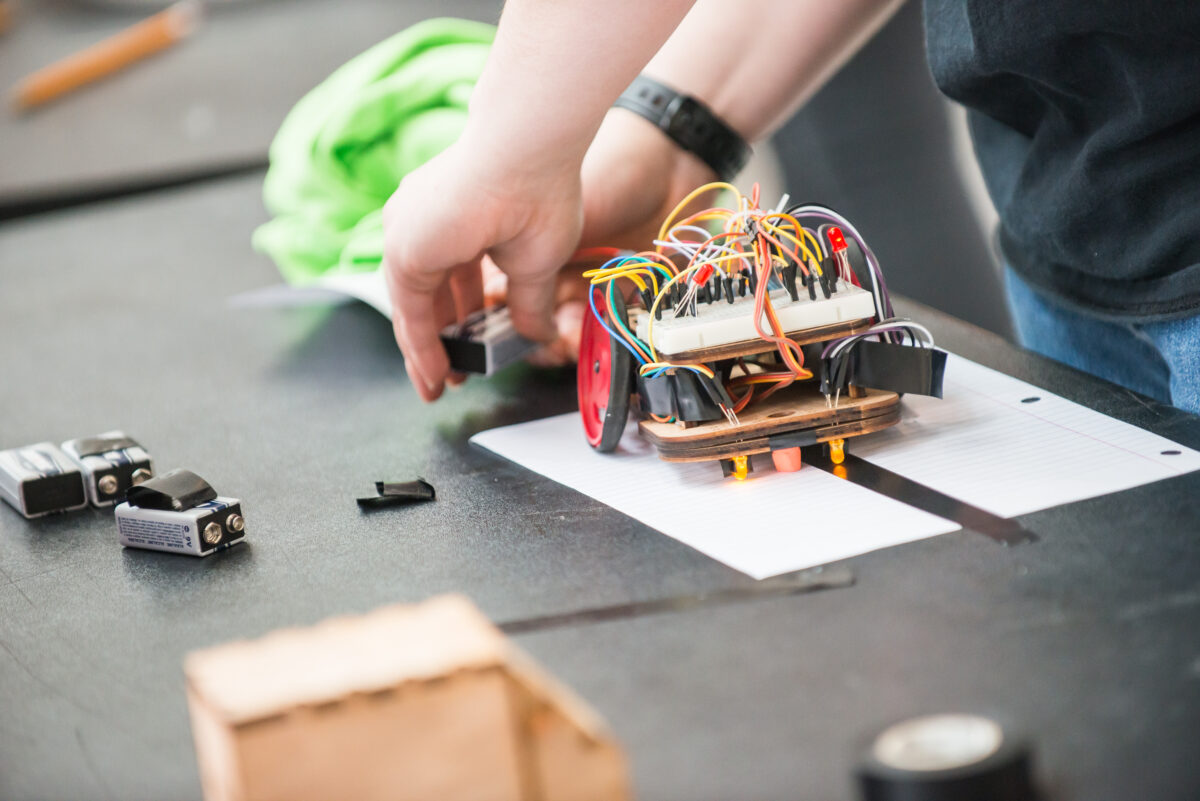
[851,355,1200,518]
[472,415,959,580]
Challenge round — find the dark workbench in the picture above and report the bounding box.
[0,0,501,209]
[2,172,1199,801]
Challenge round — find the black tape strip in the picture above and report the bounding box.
[767,430,820,450]
[357,478,436,510]
[498,566,854,635]
[807,452,1036,545]
[852,342,948,398]
[637,372,726,422]
[126,469,216,511]
[70,435,140,458]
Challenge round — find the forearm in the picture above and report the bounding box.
[642,0,907,142]
[465,0,696,165]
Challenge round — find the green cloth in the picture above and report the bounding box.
[253,18,495,285]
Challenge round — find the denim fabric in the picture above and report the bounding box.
[1005,268,1200,414]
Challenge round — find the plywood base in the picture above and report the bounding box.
[639,385,899,462]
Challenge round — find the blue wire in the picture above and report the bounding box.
[588,287,648,365]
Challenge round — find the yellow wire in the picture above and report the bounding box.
[638,361,715,379]
[657,182,743,243]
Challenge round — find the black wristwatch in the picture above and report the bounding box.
[613,75,752,181]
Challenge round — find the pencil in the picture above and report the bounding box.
[0,1,14,37]
[11,0,202,111]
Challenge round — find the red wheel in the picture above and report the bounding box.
[578,290,633,452]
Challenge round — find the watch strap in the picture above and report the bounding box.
[613,75,751,181]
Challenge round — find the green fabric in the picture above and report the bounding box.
[252,18,495,285]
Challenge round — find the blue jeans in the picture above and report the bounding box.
[1005,268,1200,414]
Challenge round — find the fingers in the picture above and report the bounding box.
[481,255,507,306]
[448,262,484,322]
[385,258,463,403]
[503,271,559,344]
[525,300,585,367]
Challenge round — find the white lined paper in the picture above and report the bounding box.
[472,415,959,580]
[851,355,1200,518]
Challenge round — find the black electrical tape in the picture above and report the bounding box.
[699,371,735,409]
[126,468,216,511]
[673,371,722,420]
[637,372,725,422]
[852,341,949,398]
[767,430,820,450]
[639,374,676,418]
[856,718,1036,801]
[70,435,141,458]
[357,479,436,510]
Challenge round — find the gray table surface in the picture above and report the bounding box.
[0,0,501,204]
[1,174,1199,800]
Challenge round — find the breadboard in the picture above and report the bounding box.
[634,284,876,356]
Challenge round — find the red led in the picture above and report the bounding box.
[691,264,715,285]
[826,227,848,253]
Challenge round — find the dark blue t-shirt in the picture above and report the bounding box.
[924,1,1200,320]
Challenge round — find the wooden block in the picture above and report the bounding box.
[185,595,630,801]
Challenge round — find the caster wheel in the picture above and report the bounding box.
[771,447,803,473]
[578,289,633,452]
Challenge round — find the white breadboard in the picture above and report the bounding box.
[634,284,876,355]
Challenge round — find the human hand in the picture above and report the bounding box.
[580,108,718,252]
[501,110,717,368]
[466,111,717,372]
[382,131,584,401]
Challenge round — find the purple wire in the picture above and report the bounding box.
[796,208,897,340]
[821,323,918,358]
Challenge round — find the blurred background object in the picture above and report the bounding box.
[0,0,1008,336]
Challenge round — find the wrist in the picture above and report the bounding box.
[612,75,751,180]
[453,117,587,195]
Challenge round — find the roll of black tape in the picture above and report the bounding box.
[856,714,1037,801]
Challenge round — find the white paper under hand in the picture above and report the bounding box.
[471,414,959,580]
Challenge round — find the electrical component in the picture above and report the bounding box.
[115,469,245,557]
[637,368,735,423]
[0,442,87,519]
[826,226,852,281]
[634,284,876,356]
[720,454,753,481]
[578,180,946,477]
[61,430,153,508]
[828,438,846,465]
[439,305,537,376]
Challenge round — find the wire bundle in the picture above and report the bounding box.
[583,182,901,419]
